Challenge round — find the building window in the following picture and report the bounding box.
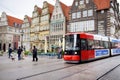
[77,12,81,18]
[88,10,93,16]
[101,10,104,14]
[75,1,78,6]
[86,0,89,3]
[56,14,58,19]
[83,10,87,17]
[80,0,84,5]
[110,8,114,14]
[70,20,95,32]
[72,13,76,19]
[53,15,55,19]
[111,2,114,7]
[59,14,61,18]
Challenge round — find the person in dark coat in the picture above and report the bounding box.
[32,46,38,62]
[8,46,12,58]
[17,46,22,60]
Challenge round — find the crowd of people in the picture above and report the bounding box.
[8,45,63,62]
[8,45,39,62]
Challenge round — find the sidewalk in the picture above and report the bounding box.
[0,53,63,71]
[0,53,63,80]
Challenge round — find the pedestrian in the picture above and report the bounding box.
[8,46,12,58]
[57,47,62,59]
[21,46,25,60]
[32,46,38,62]
[17,46,22,60]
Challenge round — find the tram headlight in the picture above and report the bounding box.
[74,52,77,55]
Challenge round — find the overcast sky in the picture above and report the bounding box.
[0,0,120,20]
[0,0,73,19]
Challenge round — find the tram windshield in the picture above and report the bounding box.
[65,34,80,50]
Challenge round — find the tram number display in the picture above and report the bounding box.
[95,49,109,58]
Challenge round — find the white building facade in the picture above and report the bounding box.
[22,15,31,51]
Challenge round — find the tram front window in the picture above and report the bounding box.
[65,34,79,51]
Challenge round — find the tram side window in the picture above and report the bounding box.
[88,39,94,50]
[81,39,87,50]
[103,41,109,49]
[99,41,104,49]
[92,40,104,49]
[111,42,119,48]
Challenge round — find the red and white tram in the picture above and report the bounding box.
[63,32,120,63]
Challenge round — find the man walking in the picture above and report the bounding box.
[32,46,38,62]
[17,46,22,60]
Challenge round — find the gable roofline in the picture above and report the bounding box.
[34,5,42,15]
[24,15,31,24]
[60,1,71,21]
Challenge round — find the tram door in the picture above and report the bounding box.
[80,39,88,61]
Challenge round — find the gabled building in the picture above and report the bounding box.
[21,15,31,51]
[50,0,70,51]
[68,0,120,38]
[30,5,42,49]
[39,1,54,52]
[0,12,23,51]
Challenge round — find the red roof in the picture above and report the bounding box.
[94,0,110,10]
[47,2,54,18]
[7,15,23,27]
[60,2,71,21]
[27,16,31,23]
[48,3,54,14]
[37,7,42,15]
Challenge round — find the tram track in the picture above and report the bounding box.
[16,58,108,80]
[97,63,120,80]
[16,64,76,80]
[59,59,114,80]
[17,56,120,80]
[60,58,120,80]
[60,57,120,80]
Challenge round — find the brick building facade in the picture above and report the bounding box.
[68,0,120,38]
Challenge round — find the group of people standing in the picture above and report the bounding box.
[8,46,25,60]
[8,45,38,62]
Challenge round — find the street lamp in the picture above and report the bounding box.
[21,30,24,47]
[59,35,65,51]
